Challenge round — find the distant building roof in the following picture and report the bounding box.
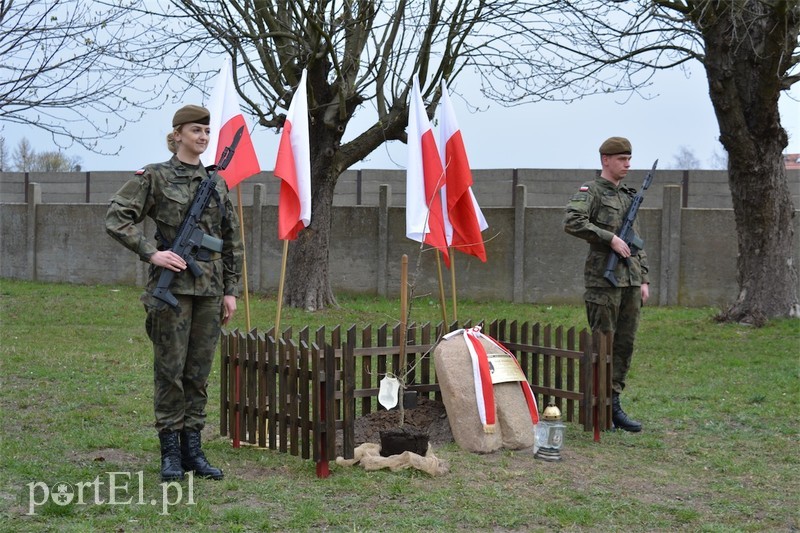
[785,153,800,170]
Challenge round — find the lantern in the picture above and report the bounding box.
[534,403,565,461]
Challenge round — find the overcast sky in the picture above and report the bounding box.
[2,63,799,173]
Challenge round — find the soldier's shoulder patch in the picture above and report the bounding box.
[579,185,589,192]
[134,168,145,175]
[570,192,589,202]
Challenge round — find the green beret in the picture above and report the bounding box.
[172,105,210,127]
[599,136,632,155]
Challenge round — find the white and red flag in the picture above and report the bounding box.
[274,69,311,241]
[406,76,449,264]
[438,81,488,262]
[201,57,261,189]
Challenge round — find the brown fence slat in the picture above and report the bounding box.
[566,327,576,423]
[406,322,417,389]
[331,326,342,421]
[580,329,593,431]
[219,330,230,437]
[247,330,258,445]
[267,333,278,450]
[361,324,373,415]
[342,326,357,458]
[278,339,289,453]
[299,340,311,459]
[311,341,321,462]
[324,343,337,462]
[420,322,432,400]
[520,322,530,378]
[555,325,564,415]
[258,332,267,448]
[542,324,552,407]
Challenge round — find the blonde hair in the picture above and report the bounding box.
[166,125,183,154]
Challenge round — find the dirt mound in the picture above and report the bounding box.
[341,397,453,454]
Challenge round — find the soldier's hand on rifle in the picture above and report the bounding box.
[610,235,631,258]
[150,250,187,272]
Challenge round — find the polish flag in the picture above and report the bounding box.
[439,81,488,262]
[406,76,449,264]
[274,69,311,241]
[202,57,261,189]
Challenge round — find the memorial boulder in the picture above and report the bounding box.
[434,328,539,453]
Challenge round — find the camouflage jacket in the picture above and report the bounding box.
[105,156,243,298]
[563,176,650,288]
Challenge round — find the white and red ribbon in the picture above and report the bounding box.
[445,327,539,433]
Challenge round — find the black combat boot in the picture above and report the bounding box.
[612,393,642,432]
[158,431,185,482]
[180,429,224,480]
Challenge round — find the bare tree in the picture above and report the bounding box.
[12,138,35,172]
[31,151,82,172]
[709,148,729,170]
[672,145,701,170]
[0,136,7,172]
[0,1,198,153]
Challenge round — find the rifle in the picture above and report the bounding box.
[151,126,244,308]
[603,159,658,287]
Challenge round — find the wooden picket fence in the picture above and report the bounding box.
[219,319,612,477]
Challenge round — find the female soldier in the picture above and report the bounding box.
[105,105,243,481]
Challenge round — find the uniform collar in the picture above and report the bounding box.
[169,155,207,180]
[595,176,620,190]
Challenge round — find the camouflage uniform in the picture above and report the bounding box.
[105,156,243,432]
[563,176,650,393]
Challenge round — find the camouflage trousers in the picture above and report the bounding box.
[584,286,642,394]
[144,294,222,432]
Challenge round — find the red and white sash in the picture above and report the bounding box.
[445,327,539,433]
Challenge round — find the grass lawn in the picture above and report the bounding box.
[1,279,798,532]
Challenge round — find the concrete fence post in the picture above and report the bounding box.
[513,183,527,303]
[26,182,41,281]
[378,184,391,297]
[659,184,683,306]
[251,184,266,292]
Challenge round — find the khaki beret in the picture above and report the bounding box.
[172,105,210,127]
[599,136,632,155]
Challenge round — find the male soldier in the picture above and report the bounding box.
[563,136,649,432]
[105,105,243,479]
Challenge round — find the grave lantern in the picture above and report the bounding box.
[534,403,565,461]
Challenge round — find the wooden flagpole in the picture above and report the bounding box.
[236,187,252,330]
[435,250,449,326]
[399,254,408,426]
[275,239,290,335]
[232,186,250,449]
[449,251,458,323]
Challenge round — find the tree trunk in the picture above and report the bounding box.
[697,2,800,324]
[283,157,339,312]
